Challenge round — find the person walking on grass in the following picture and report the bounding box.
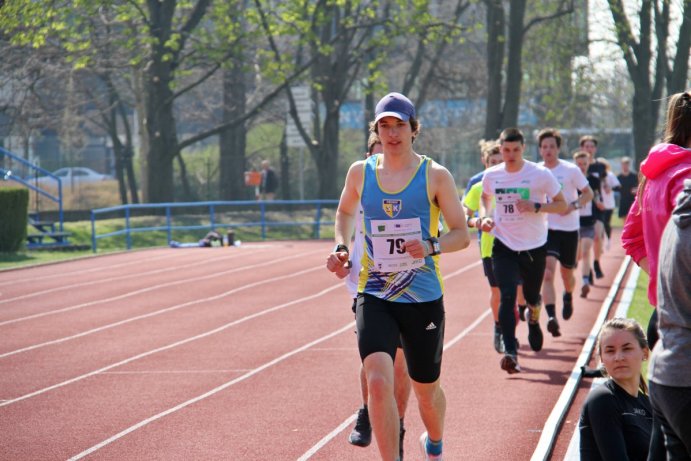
[342,133,412,460]
[327,92,470,461]
[537,128,593,336]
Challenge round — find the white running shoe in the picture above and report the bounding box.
[419,432,443,460]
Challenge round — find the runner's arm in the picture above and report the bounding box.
[327,162,363,276]
[433,165,471,253]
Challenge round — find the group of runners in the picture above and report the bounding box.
[325,92,635,461]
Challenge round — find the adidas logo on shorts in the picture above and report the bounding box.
[425,322,437,331]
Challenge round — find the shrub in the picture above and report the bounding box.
[0,187,29,252]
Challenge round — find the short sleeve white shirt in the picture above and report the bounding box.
[601,171,621,210]
[345,203,364,297]
[539,160,589,231]
[482,160,561,251]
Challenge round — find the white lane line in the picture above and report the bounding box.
[0,249,269,305]
[0,264,323,358]
[0,251,181,287]
[296,260,485,460]
[0,283,344,407]
[67,322,357,461]
[530,256,632,461]
[101,370,253,375]
[562,262,640,461]
[0,249,321,327]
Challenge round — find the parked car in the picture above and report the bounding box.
[35,167,113,185]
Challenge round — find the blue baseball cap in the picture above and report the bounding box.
[374,92,416,123]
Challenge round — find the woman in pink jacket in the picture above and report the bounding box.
[622,91,691,461]
[621,91,691,348]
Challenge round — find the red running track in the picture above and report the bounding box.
[0,236,628,460]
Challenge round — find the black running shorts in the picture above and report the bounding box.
[545,229,579,269]
[482,256,499,287]
[355,293,445,383]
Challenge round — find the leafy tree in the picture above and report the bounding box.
[606,0,691,164]
[482,0,575,139]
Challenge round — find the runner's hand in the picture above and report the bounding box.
[402,239,427,259]
[326,251,350,279]
[480,217,495,232]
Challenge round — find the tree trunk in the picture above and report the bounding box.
[501,0,527,129]
[279,131,290,200]
[667,0,691,94]
[314,108,341,199]
[484,0,505,139]
[219,65,248,200]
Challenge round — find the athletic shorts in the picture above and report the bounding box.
[580,225,595,240]
[355,293,445,383]
[352,298,402,348]
[546,229,579,269]
[482,257,498,287]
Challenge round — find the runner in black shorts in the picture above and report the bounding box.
[327,92,470,460]
[580,135,608,279]
[480,127,567,374]
[538,128,593,336]
[573,151,603,298]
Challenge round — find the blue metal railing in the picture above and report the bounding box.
[90,200,339,252]
[0,147,64,231]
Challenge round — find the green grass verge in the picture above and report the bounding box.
[625,269,654,380]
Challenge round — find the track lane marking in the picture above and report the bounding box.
[66,321,357,460]
[0,251,181,287]
[66,260,482,459]
[0,264,323,358]
[0,283,344,407]
[0,248,274,305]
[0,249,321,327]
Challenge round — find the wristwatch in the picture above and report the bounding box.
[333,243,349,254]
[426,237,441,256]
[571,200,581,210]
[534,202,542,213]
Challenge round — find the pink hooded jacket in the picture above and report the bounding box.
[621,143,691,306]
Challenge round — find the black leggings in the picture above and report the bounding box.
[491,239,547,355]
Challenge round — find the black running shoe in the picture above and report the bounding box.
[563,295,573,320]
[594,261,604,279]
[527,305,543,351]
[588,270,594,285]
[348,407,372,447]
[500,354,521,374]
[493,324,505,354]
[547,317,562,337]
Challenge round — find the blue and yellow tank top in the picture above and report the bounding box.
[357,154,443,302]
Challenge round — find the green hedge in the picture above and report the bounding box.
[0,187,29,252]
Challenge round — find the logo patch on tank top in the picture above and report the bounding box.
[383,199,402,218]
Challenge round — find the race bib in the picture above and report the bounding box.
[370,218,424,272]
[495,187,530,222]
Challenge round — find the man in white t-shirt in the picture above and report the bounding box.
[537,128,593,337]
[480,127,568,374]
